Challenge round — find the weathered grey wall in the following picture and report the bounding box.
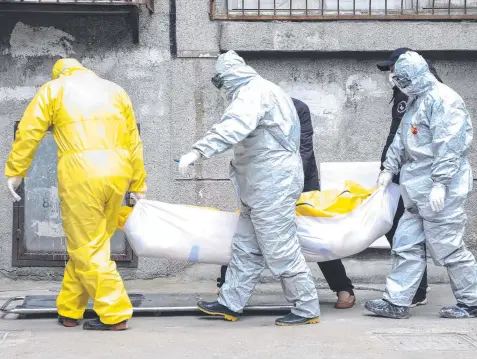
[0,1,476,284]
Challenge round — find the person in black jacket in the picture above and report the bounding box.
[377,48,443,307]
[216,97,356,310]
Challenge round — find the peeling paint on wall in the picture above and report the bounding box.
[279,82,346,137]
[81,48,168,69]
[0,86,38,102]
[6,22,75,58]
[345,74,386,101]
[273,30,339,51]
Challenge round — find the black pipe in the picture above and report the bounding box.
[169,0,177,58]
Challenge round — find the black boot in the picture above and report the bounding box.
[275,313,320,326]
[197,300,239,322]
[83,318,128,331]
[58,316,79,327]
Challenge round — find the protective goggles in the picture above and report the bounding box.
[389,73,411,92]
[211,73,224,89]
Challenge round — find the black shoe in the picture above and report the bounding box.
[58,316,79,327]
[82,318,128,331]
[275,313,320,326]
[197,300,239,322]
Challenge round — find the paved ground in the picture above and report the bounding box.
[1,279,477,358]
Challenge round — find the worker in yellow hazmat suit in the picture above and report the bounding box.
[5,59,147,331]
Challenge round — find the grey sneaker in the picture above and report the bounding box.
[439,305,477,319]
[364,299,410,319]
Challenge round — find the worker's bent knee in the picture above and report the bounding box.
[265,253,309,278]
[434,246,475,267]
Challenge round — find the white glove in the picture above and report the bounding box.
[129,192,146,206]
[7,176,22,202]
[377,171,393,188]
[429,183,446,212]
[178,150,200,177]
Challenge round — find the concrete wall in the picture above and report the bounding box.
[0,1,476,284]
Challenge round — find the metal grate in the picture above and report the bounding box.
[211,0,477,20]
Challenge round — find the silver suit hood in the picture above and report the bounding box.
[215,51,258,100]
[394,51,437,97]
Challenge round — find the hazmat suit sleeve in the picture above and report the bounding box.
[192,88,263,159]
[122,92,147,193]
[5,84,54,178]
[429,101,471,187]
[382,120,406,176]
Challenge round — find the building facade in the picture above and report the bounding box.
[0,0,476,283]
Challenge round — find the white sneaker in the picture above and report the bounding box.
[427,287,431,293]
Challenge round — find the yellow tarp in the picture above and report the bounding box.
[117,181,376,229]
[296,181,375,217]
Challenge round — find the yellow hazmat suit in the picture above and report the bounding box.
[5,59,147,325]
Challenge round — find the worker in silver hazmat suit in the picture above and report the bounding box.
[178,50,320,326]
[365,51,477,319]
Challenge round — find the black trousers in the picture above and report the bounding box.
[218,260,354,295]
[386,197,428,301]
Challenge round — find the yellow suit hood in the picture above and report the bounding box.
[52,58,89,80]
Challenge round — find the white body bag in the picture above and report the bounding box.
[121,184,400,264]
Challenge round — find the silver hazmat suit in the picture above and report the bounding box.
[192,51,320,318]
[382,51,477,307]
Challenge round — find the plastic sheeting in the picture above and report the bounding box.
[119,182,400,264]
